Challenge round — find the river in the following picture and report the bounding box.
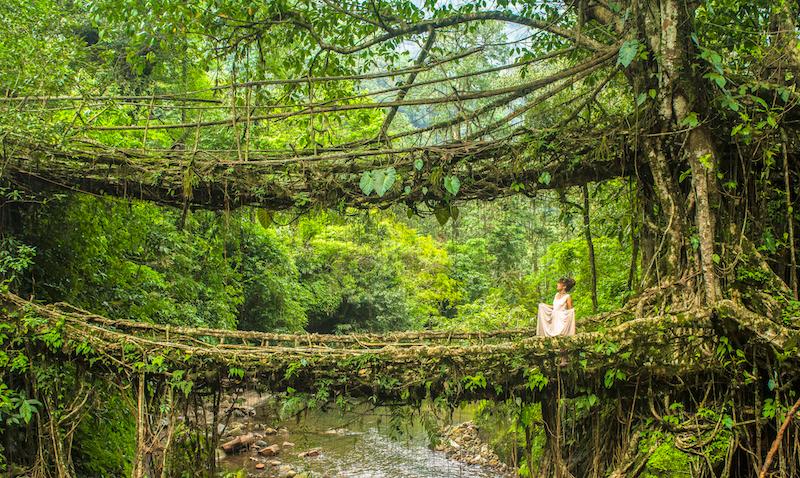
[219,401,508,477]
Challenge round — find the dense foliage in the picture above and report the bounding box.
[1,0,799,476]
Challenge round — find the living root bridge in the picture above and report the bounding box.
[4,293,797,402]
[2,133,635,211]
[4,294,800,478]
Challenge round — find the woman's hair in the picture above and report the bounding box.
[558,276,576,292]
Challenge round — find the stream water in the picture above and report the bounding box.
[219,402,506,478]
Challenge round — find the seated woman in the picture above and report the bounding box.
[536,277,576,337]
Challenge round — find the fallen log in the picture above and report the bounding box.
[221,433,256,453]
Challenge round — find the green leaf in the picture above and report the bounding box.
[766,115,777,128]
[449,205,459,222]
[704,72,726,88]
[375,167,397,197]
[648,88,657,99]
[604,369,617,388]
[385,168,397,187]
[372,169,385,195]
[256,209,272,228]
[19,399,33,424]
[752,96,769,109]
[538,171,552,185]
[359,171,374,195]
[228,367,245,379]
[414,158,424,171]
[722,415,734,429]
[434,206,450,226]
[721,95,740,112]
[680,112,699,128]
[698,152,713,169]
[617,40,640,68]
[443,175,460,196]
[636,92,647,106]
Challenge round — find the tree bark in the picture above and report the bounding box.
[684,126,721,303]
[782,130,798,299]
[643,136,686,276]
[583,184,598,312]
[636,0,721,303]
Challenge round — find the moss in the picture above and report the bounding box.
[641,440,694,478]
[704,429,733,468]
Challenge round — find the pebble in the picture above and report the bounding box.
[282,441,295,448]
[264,427,277,435]
[277,464,296,478]
[255,440,268,448]
[255,463,265,470]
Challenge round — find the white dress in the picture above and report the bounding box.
[536,293,576,337]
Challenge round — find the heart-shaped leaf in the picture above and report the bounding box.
[359,171,374,195]
[449,205,459,221]
[256,209,272,228]
[444,175,461,196]
[434,206,450,226]
[617,39,639,68]
[372,169,385,196]
[414,158,424,171]
[380,167,397,197]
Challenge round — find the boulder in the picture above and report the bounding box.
[257,444,281,457]
[222,423,244,438]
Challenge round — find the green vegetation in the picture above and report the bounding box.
[5,189,627,332]
[1,0,799,476]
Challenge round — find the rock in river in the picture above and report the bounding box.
[257,444,281,457]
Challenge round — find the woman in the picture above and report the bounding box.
[536,277,576,337]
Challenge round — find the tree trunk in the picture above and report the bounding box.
[582,184,598,312]
[782,130,798,299]
[643,136,686,276]
[636,0,722,303]
[628,232,640,292]
[684,126,721,303]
